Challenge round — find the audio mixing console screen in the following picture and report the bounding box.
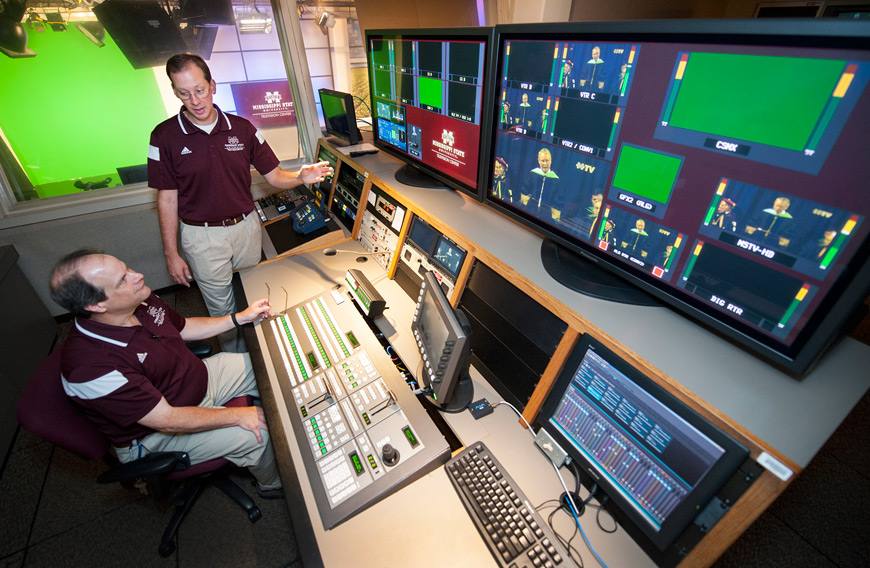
[537,334,748,551]
[550,347,725,531]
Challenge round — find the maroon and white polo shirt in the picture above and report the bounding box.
[61,294,208,446]
[147,105,280,223]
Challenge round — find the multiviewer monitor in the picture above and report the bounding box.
[318,88,362,146]
[411,271,473,412]
[366,28,495,198]
[485,19,870,374]
[535,334,749,555]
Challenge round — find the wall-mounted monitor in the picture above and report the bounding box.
[535,334,749,559]
[318,88,362,147]
[484,19,870,375]
[366,28,496,199]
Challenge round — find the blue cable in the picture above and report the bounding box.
[565,492,610,568]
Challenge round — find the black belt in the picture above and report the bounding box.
[181,211,251,227]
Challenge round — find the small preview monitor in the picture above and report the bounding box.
[318,88,362,146]
[407,215,439,254]
[411,271,473,412]
[535,334,749,554]
[431,234,467,280]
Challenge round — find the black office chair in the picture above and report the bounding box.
[15,344,262,557]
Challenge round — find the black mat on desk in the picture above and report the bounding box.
[265,215,341,255]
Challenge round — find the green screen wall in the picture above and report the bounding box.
[0,22,168,198]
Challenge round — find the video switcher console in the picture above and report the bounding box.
[262,284,450,529]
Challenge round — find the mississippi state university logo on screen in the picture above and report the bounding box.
[432,129,466,168]
[265,91,282,104]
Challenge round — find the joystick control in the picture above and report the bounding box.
[381,443,400,466]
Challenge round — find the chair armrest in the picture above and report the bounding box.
[186,341,213,358]
[96,451,191,485]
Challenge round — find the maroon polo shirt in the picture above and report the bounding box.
[147,105,280,223]
[60,294,208,446]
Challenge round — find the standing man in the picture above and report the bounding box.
[148,54,333,350]
[50,249,283,498]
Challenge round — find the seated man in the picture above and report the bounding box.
[49,249,282,498]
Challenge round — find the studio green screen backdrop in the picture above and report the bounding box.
[0,23,168,199]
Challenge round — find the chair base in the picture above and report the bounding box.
[158,469,261,557]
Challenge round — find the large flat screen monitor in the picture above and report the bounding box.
[366,28,495,198]
[485,19,870,374]
[535,334,749,557]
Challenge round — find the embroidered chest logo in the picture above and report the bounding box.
[138,353,148,363]
[146,305,166,326]
[181,146,192,155]
[225,135,244,152]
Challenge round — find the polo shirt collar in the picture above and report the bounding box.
[73,301,153,348]
[176,104,233,135]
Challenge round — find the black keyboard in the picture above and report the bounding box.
[446,441,568,568]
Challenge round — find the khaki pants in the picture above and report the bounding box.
[180,213,262,352]
[115,352,281,490]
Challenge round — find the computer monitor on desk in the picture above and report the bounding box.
[412,271,474,412]
[535,334,750,565]
[318,88,362,146]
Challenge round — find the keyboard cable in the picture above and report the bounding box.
[495,399,611,568]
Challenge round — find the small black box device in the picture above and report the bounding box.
[469,399,493,419]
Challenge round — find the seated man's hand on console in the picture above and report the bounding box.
[238,298,273,324]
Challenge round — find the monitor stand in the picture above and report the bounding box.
[394,163,449,189]
[424,370,474,414]
[540,239,659,306]
[324,136,351,147]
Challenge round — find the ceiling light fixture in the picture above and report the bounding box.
[0,0,35,58]
[77,20,105,46]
